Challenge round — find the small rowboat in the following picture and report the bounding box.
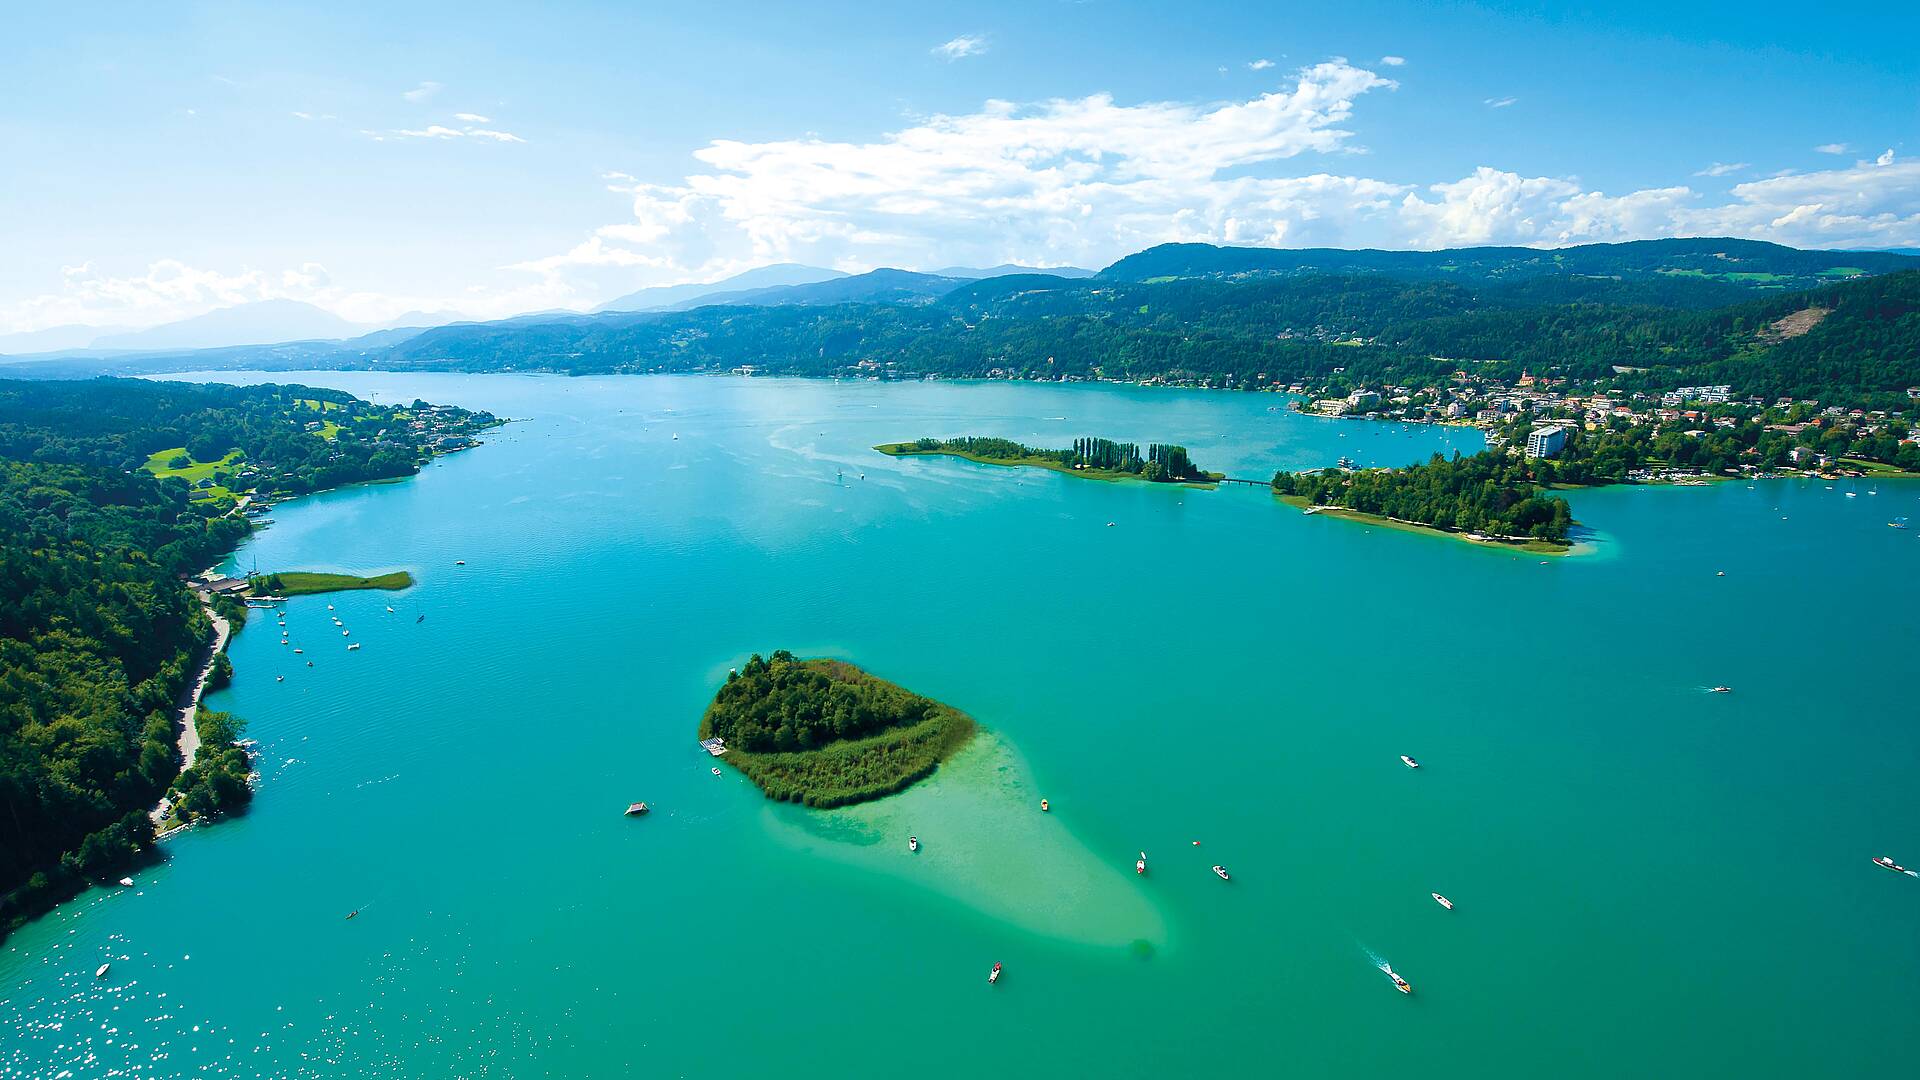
[1432,893,1454,910]
[988,962,1002,985]
[1212,865,1230,881]
[625,802,649,816]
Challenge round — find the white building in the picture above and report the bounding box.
[1525,425,1568,459]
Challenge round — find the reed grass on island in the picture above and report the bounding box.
[700,653,978,808]
[250,570,414,596]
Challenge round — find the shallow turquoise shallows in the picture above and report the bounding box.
[5,374,1918,1078]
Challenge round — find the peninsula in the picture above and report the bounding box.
[878,436,1220,485]
[700,652,977,807]
[248,570,414,596]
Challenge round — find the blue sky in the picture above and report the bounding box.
[1,0,1914,334]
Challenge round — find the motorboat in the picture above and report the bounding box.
[96,963,111,978]
[118,877,135,887]
[1400,755,1420,769]
[1136,851,1147,875]
[1710,686,1732,694]
[1384,964,1411,994]
[988,962,1002,985]
[1212,865,1230,881]
[1039,798,1049,812]
[908,836,920,852]
[347,643,361,651]
[1432,893,1454,910]
[386,606,394,613]
[711,767,722,777]
[625,802,649,816]
[276,675,285,682]
[417,614,426,623]
[1873,855,1917,877]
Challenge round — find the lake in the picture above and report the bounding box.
[4,373,1916,1078]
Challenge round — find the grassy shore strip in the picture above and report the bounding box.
[1277,493,1573,555]
[251,570,414,595]
[702,658,979,808]
[875,443,1223,488]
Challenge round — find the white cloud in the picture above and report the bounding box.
[1875,148,1894,167]
[1814,142,1849,154]
[365,119,526,144]
[1483,96,1517,108]
[393,125,466,140]
[933,35,987,61]
[1247,59,1275,71]
[1378,55,1406,67]
[506,59,1920,301]
[403,81,443,103]
[1693,161,1748,177]
[453,112,492,123]
[516,61,1402,287]
[0,255,584,335]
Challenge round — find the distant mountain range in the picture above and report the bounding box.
[0,299,474,359]
[9,241,1918,398]
[594,264,849,313]
[1102,237,1917,286]
[593,262,1094,314]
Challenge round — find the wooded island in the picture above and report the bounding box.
[700,652,977,807]
[877,435,1219,484]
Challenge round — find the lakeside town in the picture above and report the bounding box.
[1290,369,1920,480]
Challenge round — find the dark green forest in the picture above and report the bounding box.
[1273,452,1575,544]
[0,378,494,939]
[379,264,1920,412]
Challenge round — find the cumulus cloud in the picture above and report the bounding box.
[510,62,1920,301]
[1378,55,1406,66]
[1694,161,1748,177]
[1247,59,1275,71]
[933,35,987,61]
[517,61,1402,286]
[403,81,443,103]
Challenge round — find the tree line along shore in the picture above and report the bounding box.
[0,377,497,942]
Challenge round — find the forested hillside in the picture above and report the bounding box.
[0,378,496,938]
[382,264,1920,410]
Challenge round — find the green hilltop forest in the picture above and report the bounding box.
[700,652,977,807]
[0,378,495,939]
[369,243,1920,412]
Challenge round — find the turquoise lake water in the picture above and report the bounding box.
[4,373,1917,1078]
